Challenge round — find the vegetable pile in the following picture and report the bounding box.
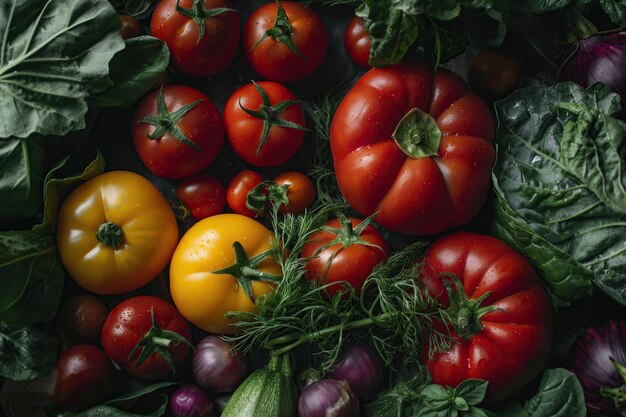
[1,0,625,417]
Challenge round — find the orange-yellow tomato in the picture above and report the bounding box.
[56,171,178,295]
[169,214,280,335]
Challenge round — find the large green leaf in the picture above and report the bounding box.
[90,36,170,108]
[0,231,64,326]
[32,149,105,234]
[492,82,626,305]
[0,0,124,138]
[523,369,585,417]
[0,136,44,221]
[109,0,156,17]
[508,0,573,13]
[599,0,626,27]
[0,322,58,381]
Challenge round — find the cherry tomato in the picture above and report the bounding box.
[344,16,371,68]
[151,0,240,77]
[53,295,109,345]
[468,49,521,101]
[224,81,306,167]
[301,216,389,296]
[101,296,192,380]
[176,174,226,220]
[132,85,224,179]
[120,15,142,39]
[51,345,115,411]
[244,1,329,83]
[274,171,315,214]
[226,170,265,218]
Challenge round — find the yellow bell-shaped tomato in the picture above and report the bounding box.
[169,214,281,335]
[56,171,178,295]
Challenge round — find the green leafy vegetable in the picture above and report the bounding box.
[509,0,574,13]
[0,231,64,326]
[492,82,626,306]
[0,136,45,221]
[0,322,58,381]
[110,0,156,18]
[599,0,626,26]
[0,0,124,138]
[522,368,586,417]
[90,36,170,108]
[416,380,489,417]
[32,149,105,234]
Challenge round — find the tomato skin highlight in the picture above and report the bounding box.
[301,217,388,296]
[344,16,371,68]
[101,296,192,380]
[177,173,226,220]
[51,345,116,412]
[56,171,179,295]
[330,61,495,235]
[132,85,224,179]
[274,171,315,214]
[224,81,306,167]
[244,1,329,83]
[421,232,554,403]
[226,170,265,218]
[151,0,240,77]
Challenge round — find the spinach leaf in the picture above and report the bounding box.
[0,231,64,326]
[523,368,585,417]
[32,149,105,235]
[599,0,626,30]
[0,136,45,222]
[492,82,626,305]
[0,0,124,138]
[110,0,156,18]
[357,0,419,67]
[0,322,58,380]
[90,36,170,108]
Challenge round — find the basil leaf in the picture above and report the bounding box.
[0,0,124,138]
[523,369,585,417]
[358,0,419,67]
[90,36,169,108]
[32,149,105,235]
[0,231,64,326]
[454,379,488,406]
[60,394,169,417]
[599,0,626,26]
[0,322,58,380]
[492,82,626,305]
[0,136,45,222]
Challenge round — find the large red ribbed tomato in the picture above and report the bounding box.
[330,61,495,235]
[421,233,554,402]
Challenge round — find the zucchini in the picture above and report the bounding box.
[222,353,297,417]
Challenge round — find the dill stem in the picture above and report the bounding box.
[268,312,396,356]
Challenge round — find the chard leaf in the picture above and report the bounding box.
[493,82,626,305]
[357,0,419,67]
[0,0,124,138]
[0,136,44,221]
[0,322,58,380]
[32,148,105,235]
[523,369,585,417]
[90,36,169,108]
[0,231,64,326]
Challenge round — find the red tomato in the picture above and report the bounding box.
[101,296,192,380]
[151,0,240,77]
[226,170,265,218]
[330,61,495,235]
[176,173,226,220]
[120,15,142,39]
[421,232,554,402]
[224,81,306,167]
[344,16,371,68]
[51,345,115,411]
[244,1,329,83]
[468,49,521,101]
[301,216,388,296]
[274,171,315,214]
[132,85,224,179]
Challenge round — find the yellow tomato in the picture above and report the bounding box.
[56,171,178,294]
[169,214,280,335]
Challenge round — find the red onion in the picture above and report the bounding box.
[191,336,246,393]
[297,379,360,417]
[563,31,626,105]
[569,320,626,416]
[170,385,213,417]
[329,344,382,401]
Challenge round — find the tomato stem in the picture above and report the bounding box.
[96,221,124,249]
[175,0,236,44]
[152,336,173,347]
[392,108,441,160]
[250,0,305,58]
